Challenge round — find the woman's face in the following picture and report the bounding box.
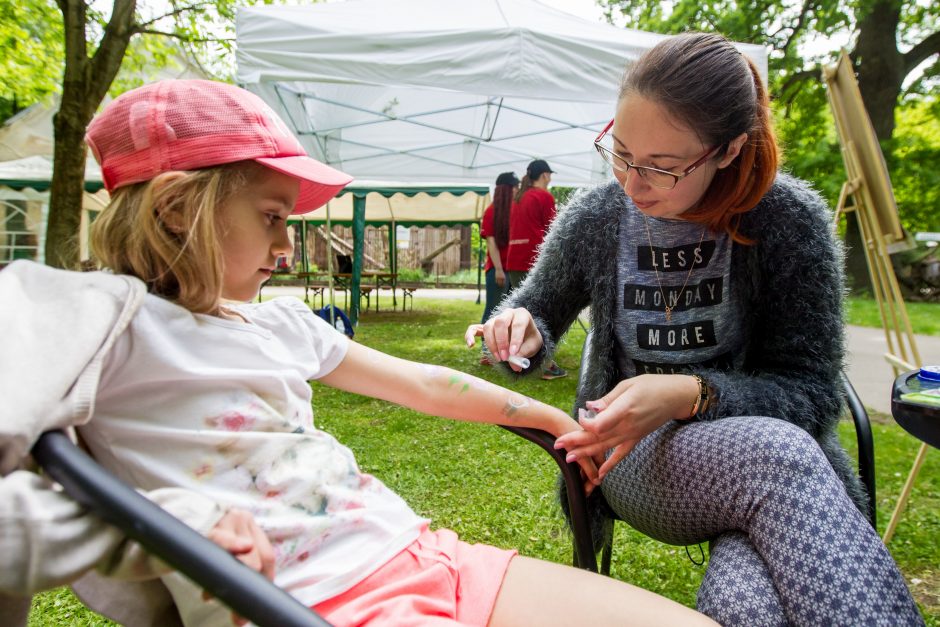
[611,95,734,219]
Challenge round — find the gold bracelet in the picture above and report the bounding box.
[690,374,708,418]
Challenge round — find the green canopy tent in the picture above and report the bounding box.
[289,183,490,324]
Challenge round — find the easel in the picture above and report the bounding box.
[823,52,927,544]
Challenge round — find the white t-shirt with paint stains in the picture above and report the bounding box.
[79,295,426,625]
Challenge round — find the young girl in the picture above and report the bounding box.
[469,33,923,625]
[11,80,715,626]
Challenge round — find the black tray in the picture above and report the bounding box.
[891,370,940,449]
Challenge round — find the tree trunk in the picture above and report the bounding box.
[46,110,90,269]
[843,0,902,293]
[45,0,137,268]
[853,0,903,141]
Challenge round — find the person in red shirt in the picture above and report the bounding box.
[505,160,566,380]
[505,159,556,283]
[480,172,518,326]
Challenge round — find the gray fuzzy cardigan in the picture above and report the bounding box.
[496,173,866,545]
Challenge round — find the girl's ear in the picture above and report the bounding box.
[151,171,189,233]
[717,132,748,169]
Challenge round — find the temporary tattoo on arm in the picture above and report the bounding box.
[446,371,490,395]
[421,364,443,378]
[502,393,531,419]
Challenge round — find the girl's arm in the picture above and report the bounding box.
[318,342,598,487]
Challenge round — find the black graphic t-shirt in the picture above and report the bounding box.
[614,203,745,378]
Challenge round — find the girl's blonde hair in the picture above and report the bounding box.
[90,161,264,314]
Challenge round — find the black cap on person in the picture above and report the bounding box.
[526,159,554,179]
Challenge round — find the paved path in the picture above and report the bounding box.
[264,286,940,414]
[845,325,940,414]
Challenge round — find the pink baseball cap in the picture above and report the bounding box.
[85,79,353,214]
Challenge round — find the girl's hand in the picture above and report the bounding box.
[554,374,699,479]
[464,307,543,371]
[204,508,276,625]
[494,269,506,287]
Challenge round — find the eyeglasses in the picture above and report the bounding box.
[594,119,721,190]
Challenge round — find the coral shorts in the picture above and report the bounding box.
[312,526,517,626]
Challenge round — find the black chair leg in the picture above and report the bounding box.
[500,426,598,572]
[601,537,613,576]
[841,372,877,529]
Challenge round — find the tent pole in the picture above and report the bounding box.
[389,220,398,309]
[326,202,336,325]
[350,195,366,326]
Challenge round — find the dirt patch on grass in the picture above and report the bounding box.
[909,569,940,617]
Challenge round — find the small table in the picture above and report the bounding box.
[891,370,940,449]
[332,272,397,312]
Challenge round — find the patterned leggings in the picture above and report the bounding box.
[600,416,923,626]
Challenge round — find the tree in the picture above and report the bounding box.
[601,0,938,140]
[0,0,64,121]
[43,0,244,269]
[600,0,939,292]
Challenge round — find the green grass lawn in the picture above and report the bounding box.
[29,295,939,625]
[846,296,940,336]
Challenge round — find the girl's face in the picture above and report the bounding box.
[611,95,734,219]
[219,168,298,302]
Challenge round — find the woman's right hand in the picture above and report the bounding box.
[494,269,506,287]
[464,307,543,371]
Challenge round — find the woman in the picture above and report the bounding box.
[505,159,566,379]
[480,171,518,327]
[468,33,922,625]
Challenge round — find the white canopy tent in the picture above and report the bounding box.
[235,0,768,188]
[235,0,768,321]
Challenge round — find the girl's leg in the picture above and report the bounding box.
[600,417,922,625]
[698,531,786,626]
[488,555,716,627]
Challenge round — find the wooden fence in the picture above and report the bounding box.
[297,224,475,275]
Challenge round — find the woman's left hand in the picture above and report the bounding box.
[554,374,698,479]
[552,415,600,495]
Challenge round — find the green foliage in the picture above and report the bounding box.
[0,0,63,121]
[890,98,940,234]
[27,296,940,623]
[396,267,428,282]
[0,0,284,124]
[550,185,578,207]
[600,0,938,242]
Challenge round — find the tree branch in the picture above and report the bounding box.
[903,30,940,76]
[138,2,215,29]
[136,28,226,44]
[776,66,820,100]
[86,0,138,113]
[782,0,816,58]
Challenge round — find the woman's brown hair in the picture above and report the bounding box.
[90,162,263,314]
[620,32,779,243]
[514,175,534,203]
[492,184,513,249]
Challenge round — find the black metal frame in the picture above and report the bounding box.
[31,430,331,627]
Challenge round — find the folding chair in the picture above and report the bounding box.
[31,430,331,627]
[503,332,877,574]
